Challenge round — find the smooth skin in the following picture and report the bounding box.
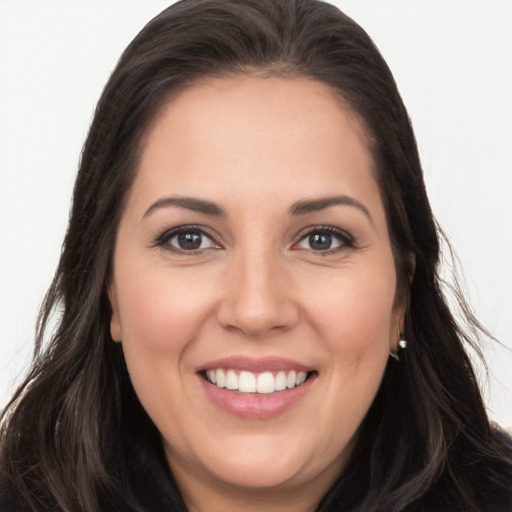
[109,76,405,512]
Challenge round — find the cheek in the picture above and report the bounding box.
[113,265,218,429]
[302,262,396,398]
[306,264,396,346]
[116,265,215,355]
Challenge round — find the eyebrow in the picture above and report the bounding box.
[289,195,373,223]
[142,194,372,223]
[143,196,227,219]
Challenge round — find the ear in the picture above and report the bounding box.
[108,280,122,342]
[389,308,405,353]
[390,251,414,352]
[407,251,416,284]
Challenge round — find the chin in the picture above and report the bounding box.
[171,431,347,492]
[204,455,309,490]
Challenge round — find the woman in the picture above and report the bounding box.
[1,0,511,510]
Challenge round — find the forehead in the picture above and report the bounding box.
[130,76,384,220]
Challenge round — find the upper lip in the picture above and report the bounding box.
[197,356,312,373]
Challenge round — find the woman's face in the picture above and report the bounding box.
[109,76,404,506]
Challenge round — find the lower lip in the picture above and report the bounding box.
[199,374,315,419]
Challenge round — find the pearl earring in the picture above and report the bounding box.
[390,332,407,361]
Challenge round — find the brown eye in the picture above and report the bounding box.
[296,227,352,252]
[156,227,219,252]
[308,233,333,251]
[176,232,203,250]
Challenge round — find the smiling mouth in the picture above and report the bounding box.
[202,369,314,394]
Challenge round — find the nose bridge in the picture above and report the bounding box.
[217,238,298,336]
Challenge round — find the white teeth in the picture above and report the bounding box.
[226,369,238,390]
[207,369,217,384]
[216,369,226,388]
[206,369,309,393]
[296,371,307,385]
[256,372,274,394]
[274,371,287,391]
[239,371,256,392]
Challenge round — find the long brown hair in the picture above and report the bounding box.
[1,1,511,511]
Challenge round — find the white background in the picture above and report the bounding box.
[1,1,511,427]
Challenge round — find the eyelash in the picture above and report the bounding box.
[294,225,355,254]
[153,224,356,255]
[153,225,220,254]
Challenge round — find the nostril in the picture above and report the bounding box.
[216,298,300,337]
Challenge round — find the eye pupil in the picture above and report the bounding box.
[309,233,332,250]
[177,232,202,250]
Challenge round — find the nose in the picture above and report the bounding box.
[216,248,299,337]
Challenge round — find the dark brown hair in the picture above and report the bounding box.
[1,1,511,511]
